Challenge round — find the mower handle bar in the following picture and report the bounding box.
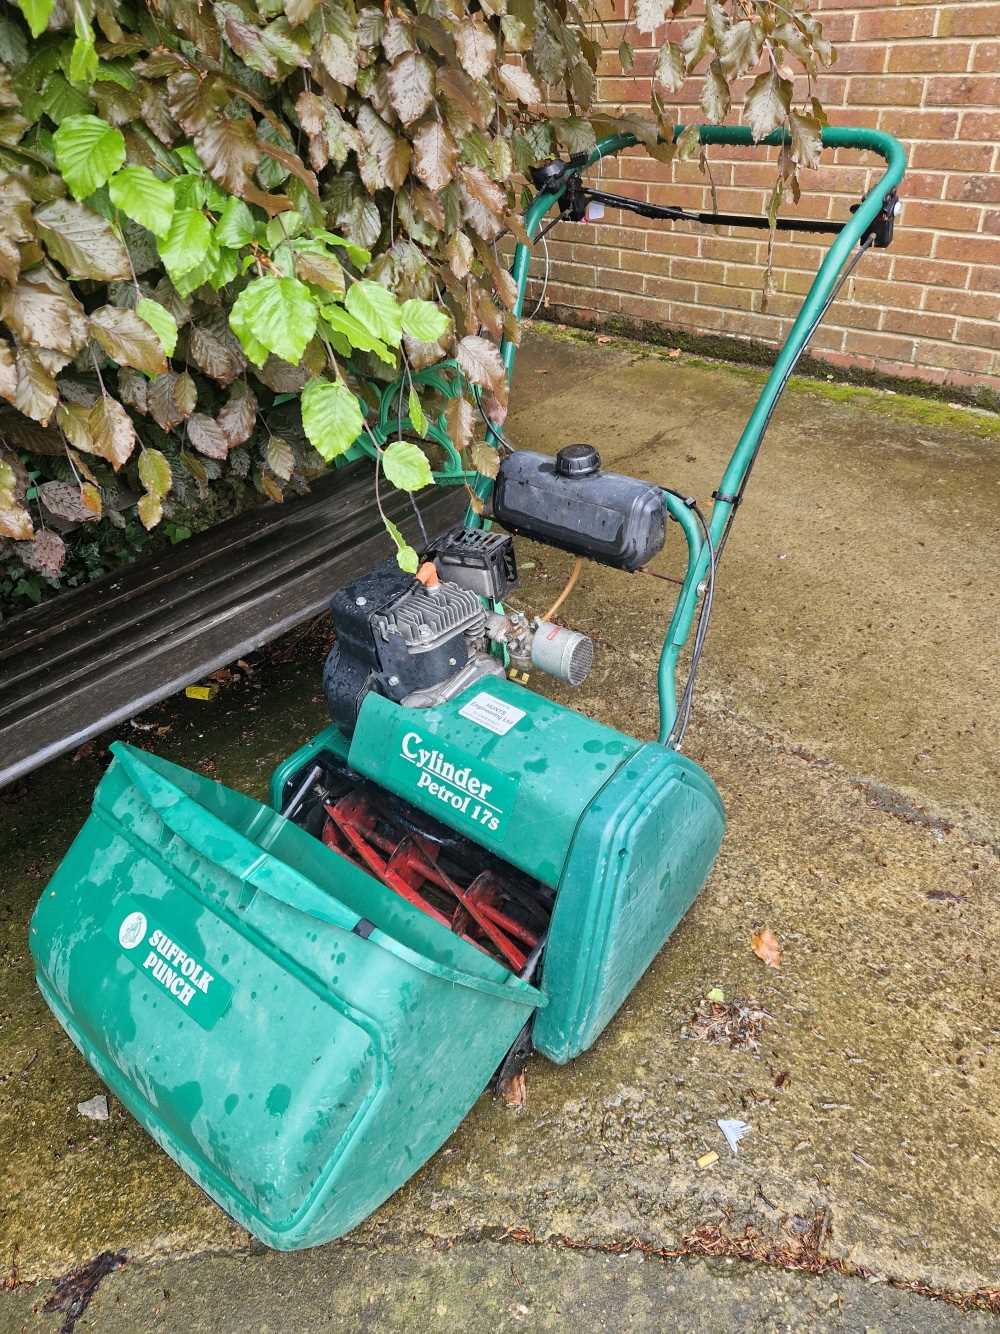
[481,123,906,744]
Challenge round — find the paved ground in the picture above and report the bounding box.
[2,327,998,1330]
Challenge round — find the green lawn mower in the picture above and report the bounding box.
[30,124,905,1250]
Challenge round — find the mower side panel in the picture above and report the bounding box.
[347,679,641,888]
[533,743,725,1064]
[30,743,540,1250]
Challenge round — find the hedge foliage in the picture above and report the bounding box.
[0,0,836,611]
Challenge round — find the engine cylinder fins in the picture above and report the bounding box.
[530,620,594,688]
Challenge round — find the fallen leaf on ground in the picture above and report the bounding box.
[500,1070,527,1110]
[751,928,782,969]
[687,997,771,1051]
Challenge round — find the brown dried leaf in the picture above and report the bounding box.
[412,119,457,194]
[266,435,294,481]
[38,480,100,524]
[187,413,229,459]
[89,306,168,377]
[457,334,505,390]
[0,493,33,540]
[750,928,782,969]
[194,117,260,196]
[14,348,58,424]
[187,313,246,386]
[445,393,475,452]
[217,382,257,446]
[88,396,137,470]
[34,200,131,283]
[15,529,65,577]
[2,267,89,357]
[148,370,196,431]
[456,20,496,80]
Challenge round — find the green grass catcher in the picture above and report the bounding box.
[30,124,905,1250]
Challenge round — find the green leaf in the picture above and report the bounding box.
[69,35,98,87]
[138,447,172,497]
[408,387,427,438]
[310,228,372,269]
[18,0,54,39]
[228,275,317,366]
[385,517,419,573]
[300,376,364,461]
[321,304,395,365]
[345,279,402,347]
[706,987,725,1003]
[215,196,256,248]
[136,298,178,359]
[265,210,304,249]
[382,439,431,492]
[109,165,174,238]
[52,115,125,200]
[400,298,450,344]
[158,207,213,279]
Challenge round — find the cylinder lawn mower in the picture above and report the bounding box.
[29,125,905,1250]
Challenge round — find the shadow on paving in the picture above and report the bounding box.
[1,328,998,1322]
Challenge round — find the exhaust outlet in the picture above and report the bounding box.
[531,620,594,687]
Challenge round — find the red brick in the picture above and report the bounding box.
[956,318,1000,352]
[856,9,935,40]
[850,75,925,106]
[913,340,994,373]
[849,330,916,362]
[961,111,1000,139]
[925,287,1000,321]
[936,5,1000,37]
[944,174,1000,204]
[911,141,994,171]
[643,273,693,301]
[827,44,887,73]
[888,42,970,74]
[883,308,956,340]
[926,76,1000,108]
[972,41,1000,73]
[935,233,1000,264]
[902,200,983,231]
[879,109,961,140]
[892,256,970,287]
[851,277,924,311]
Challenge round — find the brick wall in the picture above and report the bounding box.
[523,1,1000,397]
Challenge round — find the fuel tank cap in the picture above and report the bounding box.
[555,443,601,477]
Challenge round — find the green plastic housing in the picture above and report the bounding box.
[29,741,541,1251]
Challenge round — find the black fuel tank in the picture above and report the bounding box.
[492,446,665,571]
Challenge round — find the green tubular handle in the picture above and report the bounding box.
[497,124,906,741]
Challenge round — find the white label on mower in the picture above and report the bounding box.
[458,692,525,736]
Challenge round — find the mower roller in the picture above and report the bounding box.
[29,124,905,1249]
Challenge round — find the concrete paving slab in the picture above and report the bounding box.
[4,1243,995,1334]
[1,328,997,1322]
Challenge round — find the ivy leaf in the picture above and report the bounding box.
[746,71,791,142]
[498,64,541,105]
[383,439,432,492]
[215,196,256,248]
[52,115,125,200]
[301,376,364,461]
[384,517,419,574]
[654,43,685,94]
[87,396,137,470]
[136,297,178,359]
[137,493,162,530]
[19,0,55,39]
[33,199,131,282]
[108,165,175,238]
[138,448,172,497]
[408,387,428,438]
[229,275,317,367]
[345,279,402,348]
[400,298,450,344]
[158,207,213,280]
